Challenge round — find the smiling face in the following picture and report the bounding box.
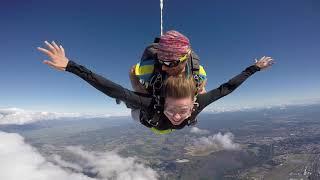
[164,97,193,125]
[163,76,197,125]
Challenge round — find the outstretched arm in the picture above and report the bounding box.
[37,41,152,110]
[197,56,274,110]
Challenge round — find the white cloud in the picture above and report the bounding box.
[0,131,93,180]
[0,131,159,180]
[185,132,240,156]
[50,154,84,172]
[203,98,320,114]
[175,159,190,163]
[190,127,210,135]
[66,146,159,180]
[0,108,114,125]
[203,105,256,113]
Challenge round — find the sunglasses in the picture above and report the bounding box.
[158,52,189,67]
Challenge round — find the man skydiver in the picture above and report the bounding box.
[129,30,207,94]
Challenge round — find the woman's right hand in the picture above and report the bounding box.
[37,41,69,71]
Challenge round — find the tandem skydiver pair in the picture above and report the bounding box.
[37,30,274,134]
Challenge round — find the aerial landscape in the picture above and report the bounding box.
[1,103,319,180]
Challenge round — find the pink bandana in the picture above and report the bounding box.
[157,30,190,61]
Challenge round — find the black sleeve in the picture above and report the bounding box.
[197,65,260,111]
[65,60,152,110]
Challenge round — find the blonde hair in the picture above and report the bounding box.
[164,76,197,99]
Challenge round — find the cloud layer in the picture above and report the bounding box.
[190,127,210,135]
[0,131,159,180]
[0,108,113,125]
[185,132,240,156]
[203,98,320,114]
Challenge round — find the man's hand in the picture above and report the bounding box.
[129,65,148,93]
[37,41,69,71]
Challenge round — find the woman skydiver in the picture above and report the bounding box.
[37,41,274,134]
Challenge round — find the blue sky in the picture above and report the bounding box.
[1,0,319,114]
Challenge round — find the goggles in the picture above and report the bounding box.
[158,51,190,68]
[164,105,193,119]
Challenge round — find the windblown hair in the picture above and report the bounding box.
[164,76,197,99]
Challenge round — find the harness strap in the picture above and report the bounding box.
[188,53,202,97]
[187,101,199,126]
[146,73,164,127]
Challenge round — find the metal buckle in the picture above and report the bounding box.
[153,104,162,113]
[150,74,162,90]
[147,119,159,127]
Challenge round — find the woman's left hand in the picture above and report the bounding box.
[255,56,274,70]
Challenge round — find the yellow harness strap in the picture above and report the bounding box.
[150,127,175,135]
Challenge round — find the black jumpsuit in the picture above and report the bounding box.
[66,61,260,130]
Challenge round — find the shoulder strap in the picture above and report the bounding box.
[189,50,200,72]
[187,51,203,98]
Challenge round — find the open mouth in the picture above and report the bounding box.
[171,118,182,124]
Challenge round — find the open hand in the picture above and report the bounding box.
[255,56,274,70]
[37,41,68,71]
